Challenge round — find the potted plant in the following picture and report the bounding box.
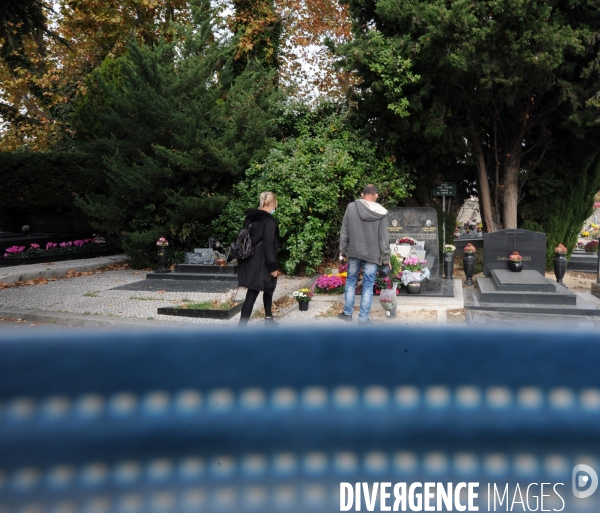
[585,240,599,253]
[508,251,523,272]
[443,244,456,279]
[400,255,430,294]
[463,243,477,285]
[553,243,568,284]
[155,237,170,273]
[293,288,314,311]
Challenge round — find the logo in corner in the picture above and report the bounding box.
[572,464,598,499]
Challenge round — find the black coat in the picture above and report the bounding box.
[237,209,280,292]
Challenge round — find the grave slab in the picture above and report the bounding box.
[112,279,236,293]
[490,270,556,292]
[176,264,237,275]
[476,277,576,305]
[483,229,546,276]
[146,272,237,283]
[464,285,600,316]
[568,250,597,273]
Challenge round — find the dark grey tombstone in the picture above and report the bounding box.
[483,229,546,277]
[387,207,440,280]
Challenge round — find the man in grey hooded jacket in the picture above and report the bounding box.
[338,184,391,323]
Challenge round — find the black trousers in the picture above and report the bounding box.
[239,289,273,325]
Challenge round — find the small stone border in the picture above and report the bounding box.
[157,302,243,320]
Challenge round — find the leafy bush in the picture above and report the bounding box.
[212,108,414,274]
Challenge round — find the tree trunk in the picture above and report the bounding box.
[470,123,499,232]
[502,148,521,229]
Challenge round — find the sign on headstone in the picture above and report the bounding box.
[387,207,440,279]
[483,229,546,276]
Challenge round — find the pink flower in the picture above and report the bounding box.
[313,275,345,290]
[60,242,67,248]
[30,243,40,250]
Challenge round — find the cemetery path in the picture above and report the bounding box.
[1,258,599,330]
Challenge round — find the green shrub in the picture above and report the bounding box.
[212,108,414,274]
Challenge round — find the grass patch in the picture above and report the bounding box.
[83,292,100,297]
[178,299,237,311]
[129,296,157,301]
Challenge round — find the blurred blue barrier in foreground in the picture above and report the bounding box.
[0,327,600,512]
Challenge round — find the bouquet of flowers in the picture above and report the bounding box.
[396,237,417,245]
[464,243,477,253]
[156,237,169,246]
[581,231,591,238]
[509,251,522,262]
[444,244,456,253]
[554,244,568,255]
[292,288,314,302]
[585,240,599,253]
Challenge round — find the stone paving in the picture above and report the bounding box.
[2,254,600,330]
[0,255,461,328]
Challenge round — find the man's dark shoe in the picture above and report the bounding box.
[337,313,353,322]
[358,319,373,325]
[265,317,279,327]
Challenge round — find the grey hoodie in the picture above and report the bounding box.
[339,200,391,265]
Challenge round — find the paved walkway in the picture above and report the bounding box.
[0,254,467,329]
[2,255,600,330]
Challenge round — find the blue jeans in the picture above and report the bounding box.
[344,258,378,322]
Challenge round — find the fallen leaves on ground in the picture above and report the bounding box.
[317,302,344,317]
[0,263,131,290]
[0,317,27,322]
[252,294,297,318]
[0,277,58,290]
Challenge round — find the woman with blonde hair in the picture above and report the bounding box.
[238,191,280,326]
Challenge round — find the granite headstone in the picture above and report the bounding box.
[387,207,440,279]
[483,229,546,277]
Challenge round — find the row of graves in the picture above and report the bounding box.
[465,229,600,317]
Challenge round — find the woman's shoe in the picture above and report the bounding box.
[265,317,279,327]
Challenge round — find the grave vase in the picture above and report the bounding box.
[299,301,309,311]
[156,246,171,273]
[508,261,523,272]
[553,254,568,284]
[443,252,455,279]
[463,252,476,285]
[406,281,421,294]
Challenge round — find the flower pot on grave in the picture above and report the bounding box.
[299,301,309,311]
[508,261,523,272]
[553,254,568,284]
[407,281,421,294]
[443,252,455,279]
[155,246,171,273]
[463,252,476,285]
